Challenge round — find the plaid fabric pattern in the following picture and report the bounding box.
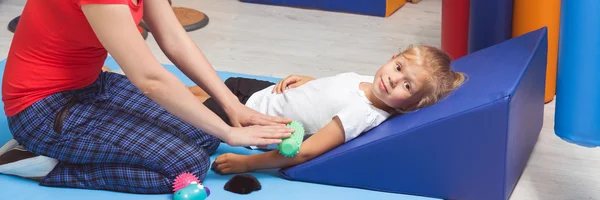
[7,72,220,194]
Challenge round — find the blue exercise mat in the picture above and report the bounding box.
[0,57,435,200]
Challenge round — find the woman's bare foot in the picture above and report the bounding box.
[102,66,112,72]
[211,153,252,174]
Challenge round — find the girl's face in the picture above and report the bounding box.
[372,54,429,111]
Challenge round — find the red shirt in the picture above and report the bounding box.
[2,0,144,116]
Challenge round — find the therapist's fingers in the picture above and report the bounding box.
[259,114,293,125]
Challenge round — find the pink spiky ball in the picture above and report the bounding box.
[173,172,200,192]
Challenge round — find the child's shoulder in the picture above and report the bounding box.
[336,97,391,123]
[335,71,366,77]
[336,98,392,142]
[329,72,373,81]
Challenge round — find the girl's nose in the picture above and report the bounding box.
[389,74,401,88]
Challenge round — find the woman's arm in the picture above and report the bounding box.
[212,117,345,174]
[141,0,290,127]
[81,4,292,146]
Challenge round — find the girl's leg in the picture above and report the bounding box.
[189,86,211,103]
[188,85,210,98]
[188,77,276,105]
[188,77,276,127]
[8,72,219,194]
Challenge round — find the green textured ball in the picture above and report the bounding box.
[278,120,305,157]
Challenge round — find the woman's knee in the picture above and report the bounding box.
[161,146,211,180]
[199,135,220,155]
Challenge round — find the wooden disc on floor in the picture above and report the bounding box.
[172,7,209,32]
[7,16,19,33]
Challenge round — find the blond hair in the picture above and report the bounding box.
[396,44,466,113]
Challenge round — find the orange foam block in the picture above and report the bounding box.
[386,0,407,17]
[512,0,561,103]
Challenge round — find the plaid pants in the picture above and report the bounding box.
[7,72,220,194]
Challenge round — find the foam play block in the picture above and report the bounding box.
[468,0,513,53]
[239,0,406,17]
[280,28,548,200]
[555,0,600,147]
[512,0,561,103]
[441,0,470,60]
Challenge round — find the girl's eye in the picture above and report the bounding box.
[396,64,402,71]
[404,82,410,91]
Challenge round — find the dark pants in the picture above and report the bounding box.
[203,77,275,126]
[8,72,220,194]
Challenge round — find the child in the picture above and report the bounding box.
[0,44,464,183]
[199,44,466,174]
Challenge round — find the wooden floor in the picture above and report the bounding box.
[1,0,599,199]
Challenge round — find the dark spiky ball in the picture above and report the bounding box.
[224,174,261,194]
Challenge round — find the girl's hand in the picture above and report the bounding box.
[222,125,293,147]
[211,153,252,174]
[272,75,315,94]
[227,103,292,127]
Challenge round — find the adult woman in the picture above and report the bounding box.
[1,0,292,193]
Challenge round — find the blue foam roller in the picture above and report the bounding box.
[280,28,548,200]
[555,0,600,147]
[468,0,514,53]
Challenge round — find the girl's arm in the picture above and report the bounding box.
[272,74,316,94]
[141,0,290,127]
[212,116,345,174]
[81,3,292,146]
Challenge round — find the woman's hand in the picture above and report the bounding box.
[272,75,315,94]
[222,116,346,172]
[226,102,292,127]
[222,125,293,147]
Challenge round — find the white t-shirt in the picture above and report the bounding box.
[244,72,391,144]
